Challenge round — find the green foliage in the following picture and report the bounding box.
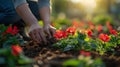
[0,24,33,67]
[77,32,91,51]
[0,48,33,67]
[53,31,120,55]
[92,15,115,25]
[53,35,78,51]
[63,55,105,67]
[0,25,24,48]
[63,59,80,67]
[17,54,33,65]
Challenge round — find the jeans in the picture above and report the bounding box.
[27,0,40,20]
[0,0,21,25]
[0,0,40,25]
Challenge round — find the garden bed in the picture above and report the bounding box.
[1,19,120,67]
[22,41,120,67]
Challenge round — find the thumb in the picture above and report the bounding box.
[45,29,52,38]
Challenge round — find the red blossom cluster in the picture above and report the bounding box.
[106,21,113,30]
[110,29,117,36]
[80,50,91,57]
[106,21,118,36]
[97,24,103,33]
[3,26,19,35]
[11,45,23,56]
[72,21,79,28]
[54,20,118,43]
[66,27,76,35]
[54,30,67,40]
[54,27,76,40]
[88,21,95,30]
[87,30,93,37]
[72,20,85,28]
[87,21,117,40]
[99,33,110,42]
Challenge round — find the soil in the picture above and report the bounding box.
[21,38,120,67]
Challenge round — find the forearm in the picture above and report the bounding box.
[39,6,50,26]
[16,3,38,27]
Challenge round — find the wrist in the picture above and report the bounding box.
[44,24,50,26]
[27,23,41,33]
[43,20,51,26]
[27,21,38,27]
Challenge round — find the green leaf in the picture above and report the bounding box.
[92,58,106,67]
[78,32,86,40]
[7,57,15,67]
[63,59,80,67]
[91,43,97,50]
[63,45,74,51]
[3,40,13,48]
[0,48,9,55]
[17,39,24,46]
[18,54,33,65]
[0,57,6,64]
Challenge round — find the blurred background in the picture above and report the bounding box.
[50,0,120,29]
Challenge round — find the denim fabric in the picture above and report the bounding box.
[0,0,20,25]
[27,0,40,20]
[27,0,50,9]
[13,0,27,8]
[38,0,50,9]
[27,0,50,20]
[0,0,48,25]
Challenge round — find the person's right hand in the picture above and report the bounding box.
[28,23,47,44]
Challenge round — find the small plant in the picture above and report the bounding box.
[53,27,79,51]
[0,24,33,67]
[63,50,105,67]
[53,24,120,55]
[0,45,33,67]
[0,24,24,48]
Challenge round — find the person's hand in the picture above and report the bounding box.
[43,24,56,38]
[28,23,47,44]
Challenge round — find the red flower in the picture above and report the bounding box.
[108,25,113,30]
[11,45,22,56]
[87,30,93,37]
[6,26,19,35]
[88,21,95,30]
[106,21,113,30]
[54,30,67,40]
[79,22,85,27]
[110,29,118,36]
[99,33,110,42]
[97,24,103,33]
[72,21,79,28]
[80,50,91,57]
[66,27,76,35]
[88,21,94,25]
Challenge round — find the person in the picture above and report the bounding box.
[0,0,56,44]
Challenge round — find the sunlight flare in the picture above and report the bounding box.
[71,0,96,9]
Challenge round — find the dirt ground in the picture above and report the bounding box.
[22,41,120,67]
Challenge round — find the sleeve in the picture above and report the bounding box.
[38,0,50,9]
[12,0,27,8]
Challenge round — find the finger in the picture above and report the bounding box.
[46,29,52,38]
[40,32,47,44]
[34,30,41,43]
[29,32,37,42]
[43,27,51,38]
[50,28,56,36]
[39,29,47,44]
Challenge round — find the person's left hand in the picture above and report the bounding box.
[43,24,56,38]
